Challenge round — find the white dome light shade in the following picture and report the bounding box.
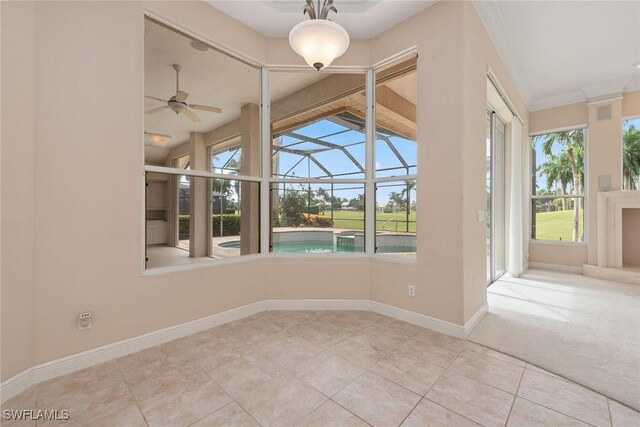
[289,19,349,71]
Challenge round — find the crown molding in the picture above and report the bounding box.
[472,0,534,108]
[530,74,638,112]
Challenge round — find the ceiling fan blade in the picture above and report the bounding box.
[145,106,169,114]
[189,104,222,114]
[175,90,189,102]
[182,108,201,123]
[144,95,167,103]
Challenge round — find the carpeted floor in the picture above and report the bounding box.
[469,268,640,411]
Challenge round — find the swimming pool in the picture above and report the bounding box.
[218,234,416,253]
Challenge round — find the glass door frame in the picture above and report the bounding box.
[486,108,506,285]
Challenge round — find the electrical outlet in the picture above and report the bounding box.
[78,312,92,331]
[408,285,416,297]
[477,210,486,222]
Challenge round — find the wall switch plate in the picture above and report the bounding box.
[408,285,416,297]
[78,312,92,331]
[477,210,486,222]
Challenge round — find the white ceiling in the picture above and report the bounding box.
[474,1,640,111]
[206,0,437,39]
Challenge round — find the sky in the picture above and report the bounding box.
[530,117,640,194]
[212,118,418,205]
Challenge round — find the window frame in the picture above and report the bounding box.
[529,125,588,245]
[621,114,640,192]
[142,13,419,273]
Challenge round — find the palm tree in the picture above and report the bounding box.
[537,152,572,210]
[542,130,584,241]
[623,124,640,190]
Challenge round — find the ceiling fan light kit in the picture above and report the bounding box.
[289,0,350,71]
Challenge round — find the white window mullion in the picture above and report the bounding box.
[365,69,376,255]
[260,67,271,255]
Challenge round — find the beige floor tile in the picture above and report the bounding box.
[351,325,411,353]
[369,349,444,395]
[208,355,296,399]
[517,369,610,427]
[191,402,259,427]
[524,363,563,379]
[507,397,589,427]
[426,371,514,427]
[90,404,147,427]
[296,400,369,427]
[180,343,242,374]
[36,362,134,426]
[464,341,526,367]
[295,351,365,396]
[237,379,327,426]
[401,398,481,427]
[258,337,324,371]
[448,350,524,394]
[329,337,389,369]
[139,380,232,427]
[0,387,37,427]
[395,338,462,369]
[608,400,640,427]
[121,358,210,402]
[333,371,421,427]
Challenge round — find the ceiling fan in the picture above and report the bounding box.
[145,64,222,123]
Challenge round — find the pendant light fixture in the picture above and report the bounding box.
[289,0,350,71]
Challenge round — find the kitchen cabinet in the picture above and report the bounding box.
[146,221,168,244]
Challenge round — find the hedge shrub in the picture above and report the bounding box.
[178,214,241,238]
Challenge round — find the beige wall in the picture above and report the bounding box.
[1,0,529,380]
[1,1,37,384]
[528,91,640,268]
[370,1,530,324]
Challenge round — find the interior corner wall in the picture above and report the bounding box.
[528,91,640,268]
[27,0,274,368]
[1,1,36,382]
[369,1,530,325]
[371,1,466,325]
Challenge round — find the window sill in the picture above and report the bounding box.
[530,240,587,247]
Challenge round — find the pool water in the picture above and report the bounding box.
[219,240,415,253]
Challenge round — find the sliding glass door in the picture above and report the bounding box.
[486,109,506,284]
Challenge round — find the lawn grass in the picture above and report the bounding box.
[315,210,416,232]
[313,208,583,242]
[533,209,584,242]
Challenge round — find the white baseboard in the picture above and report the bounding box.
[464,303,488,336]
[266,299,370,311]
[1,300,265,403]
[370,301,482,339]
[529,262,583,274]
[2,298,473,403]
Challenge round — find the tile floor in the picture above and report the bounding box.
[2,310,639,427]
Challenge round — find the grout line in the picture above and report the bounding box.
[516,396,600,427]
[329,395,374,426]
[186,400,236,427]
[503,362,525,426]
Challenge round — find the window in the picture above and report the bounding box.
[622,117,640,191]
[270,70,367,253]
[143,17,260,269]
[531,128,586,242]
[143,17,419,269]
[374,57,417,257]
